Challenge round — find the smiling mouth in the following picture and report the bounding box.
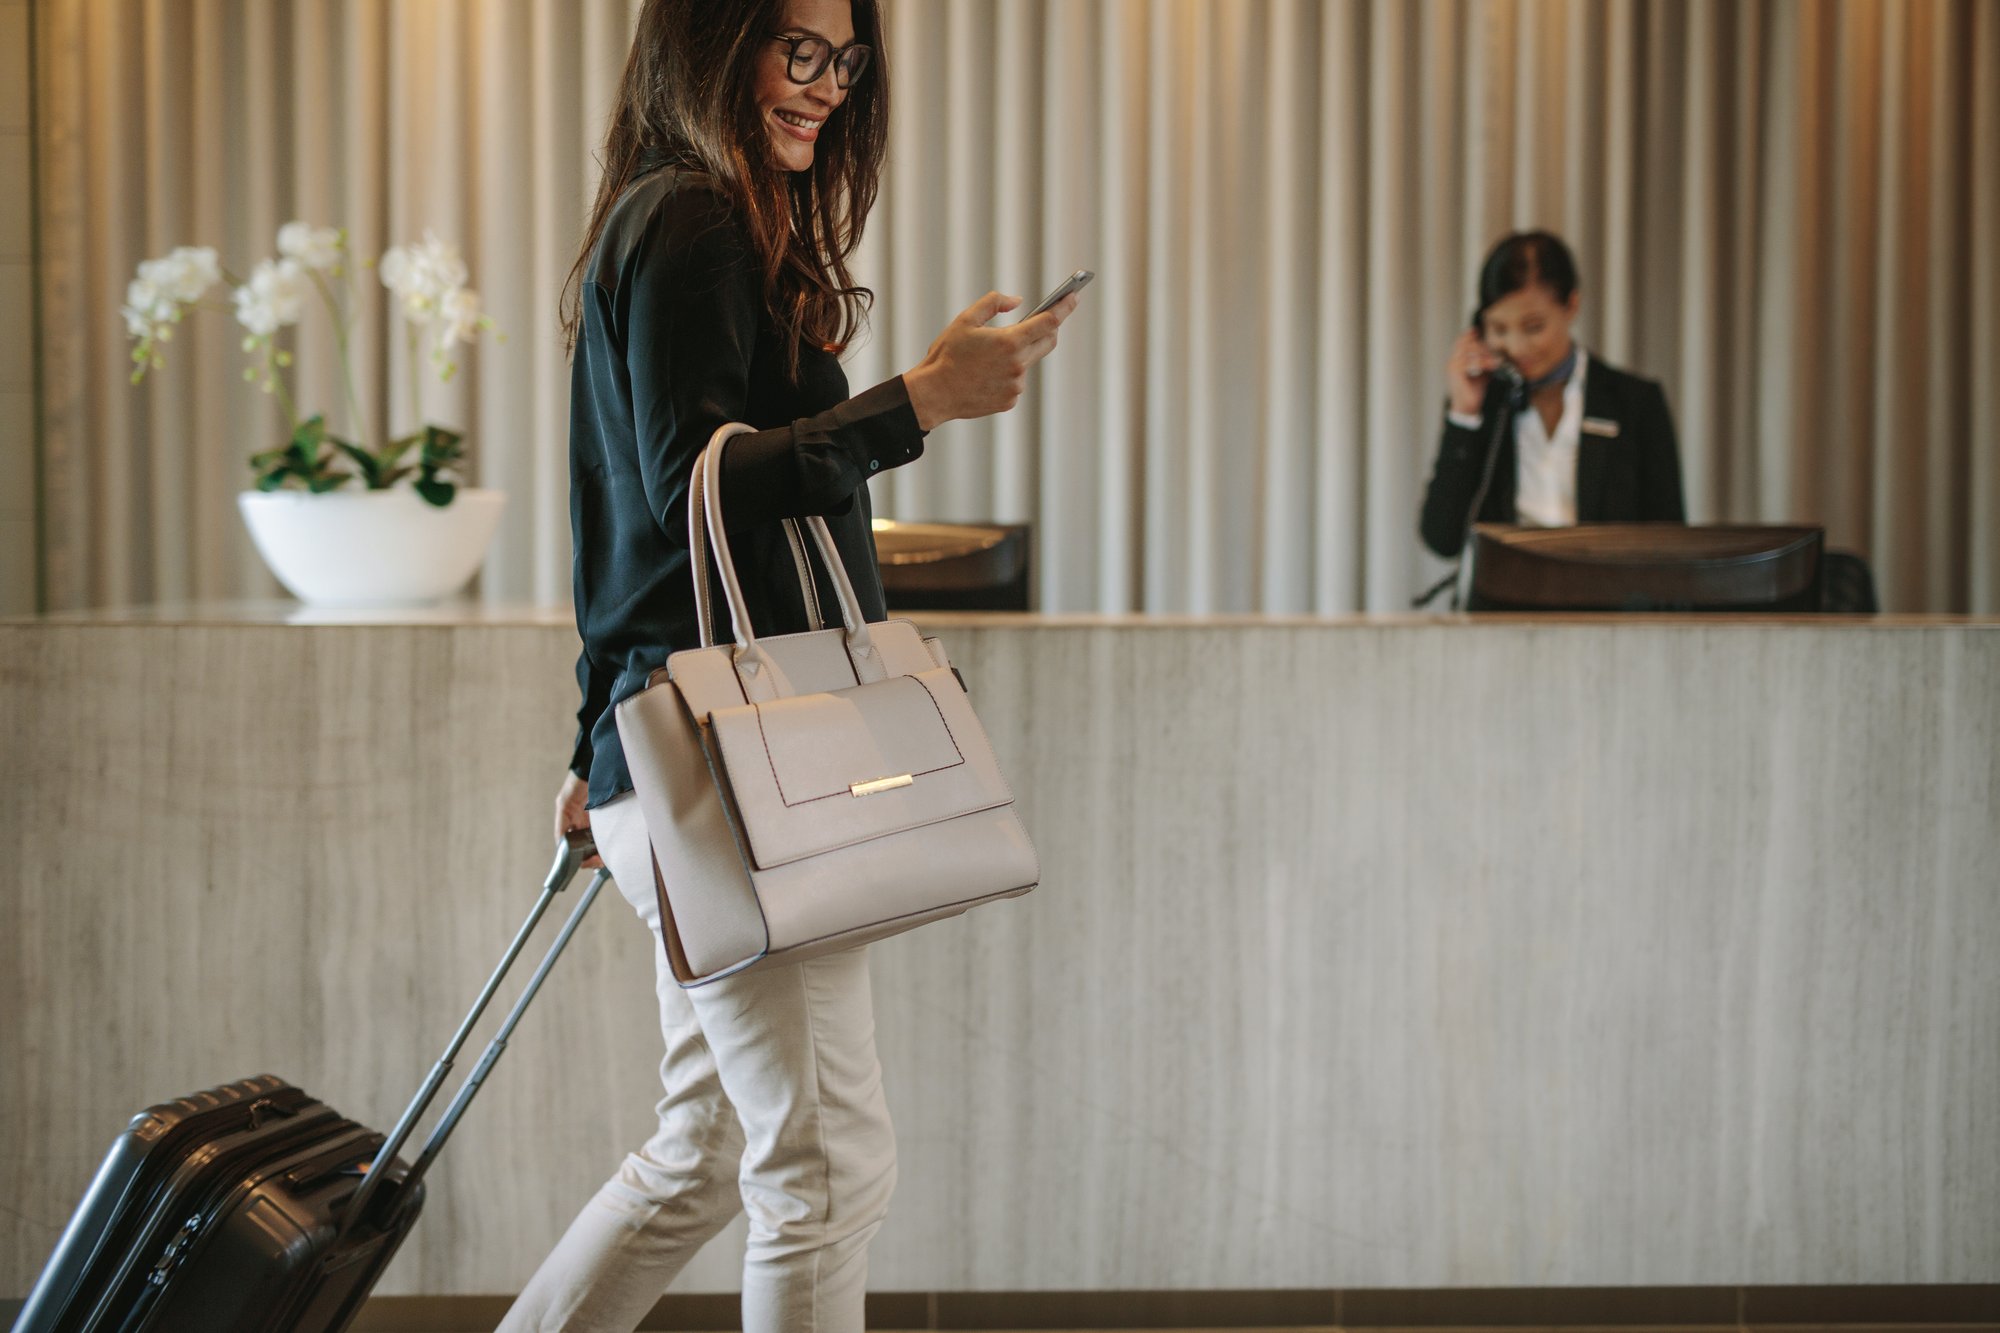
[773,110,824,141]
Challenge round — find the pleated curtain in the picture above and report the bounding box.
[31,0,2000,614]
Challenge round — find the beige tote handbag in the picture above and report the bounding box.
[614,423,1039,986]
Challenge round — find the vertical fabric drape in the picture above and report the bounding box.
[35,0,640,608]
[32,0,2000,614]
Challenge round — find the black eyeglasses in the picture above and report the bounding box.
[767,32,873,88]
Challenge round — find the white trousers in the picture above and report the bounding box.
[496,793,897,1333]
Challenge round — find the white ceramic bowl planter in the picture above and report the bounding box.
[238,487,506,608]
[121,222,510,612]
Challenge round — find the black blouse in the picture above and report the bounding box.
[567,166,926,809]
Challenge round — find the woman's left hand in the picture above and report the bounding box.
[903,290,1080,432]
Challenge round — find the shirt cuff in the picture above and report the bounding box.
[829,375,927,478]
[1446,408,1484,431]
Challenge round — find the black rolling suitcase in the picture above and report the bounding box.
[14,831,608,1333]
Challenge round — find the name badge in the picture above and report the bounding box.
[1581,417,1622,438]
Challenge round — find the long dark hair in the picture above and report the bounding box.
[561,0,889,375]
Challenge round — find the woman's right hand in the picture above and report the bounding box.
[903,290,1080,432]
[554,770,604,870]
[1447,327,1502,418]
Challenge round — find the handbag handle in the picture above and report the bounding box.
[688,460,824,646]
[690,423,875,669]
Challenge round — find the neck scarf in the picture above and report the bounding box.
[1512,342,1579,410]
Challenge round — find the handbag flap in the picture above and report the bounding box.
[702,666,1015,870]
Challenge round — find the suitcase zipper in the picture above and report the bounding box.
[142,1214,203,1288]
[246,1094,299,1130]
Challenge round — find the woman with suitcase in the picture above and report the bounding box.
[502,1,1078,1329]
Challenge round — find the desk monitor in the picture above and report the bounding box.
[1469,523,1825,612]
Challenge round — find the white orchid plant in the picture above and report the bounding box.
[124,223,497,507]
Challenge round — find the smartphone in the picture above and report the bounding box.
[1021,269,1094,320]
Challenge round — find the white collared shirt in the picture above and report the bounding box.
[1448,347,1591,528]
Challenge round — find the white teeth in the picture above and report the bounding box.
[776,111,822,129]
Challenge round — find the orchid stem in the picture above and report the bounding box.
[312,268,372,450]
[267,337,301,433]
[406,321,424,435]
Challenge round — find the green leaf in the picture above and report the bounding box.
[419,423,466,467]
[378,465,415,488]
[414,477,456,507]
[291,415,327,466]
[378,434,418,469]
[250,418,360,493]
[333,440,382,487]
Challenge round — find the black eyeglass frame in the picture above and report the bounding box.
[766,32,874,88]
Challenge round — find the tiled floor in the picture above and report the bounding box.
[395,1292,2000,1333]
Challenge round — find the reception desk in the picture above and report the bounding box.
[2,606,1996,1306]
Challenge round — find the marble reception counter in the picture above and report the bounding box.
[2,606,1996,1298]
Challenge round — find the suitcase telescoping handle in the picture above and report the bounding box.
[346,828,609,1232]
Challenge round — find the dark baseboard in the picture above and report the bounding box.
[338,1285,1999,1329]
[8,1285,1997,1329]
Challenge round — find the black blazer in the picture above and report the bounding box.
[1418,354,1686,559]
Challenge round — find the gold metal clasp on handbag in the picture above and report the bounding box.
[849,774,914,798]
